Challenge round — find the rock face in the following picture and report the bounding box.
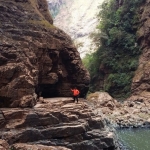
[129,0,150,101]
[0,0,90,107]
[0,139,71,150]
[0,98,119,150]
[87,92,150,128]
[47,0,104,58]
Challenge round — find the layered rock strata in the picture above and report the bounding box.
[0,139,70,150]
[0,0,90,107]
[0,98,119,150]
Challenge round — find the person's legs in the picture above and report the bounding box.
[73,96,79,103]
[76,96,78,103]
[73,96,75,102]
[74,96,77,103]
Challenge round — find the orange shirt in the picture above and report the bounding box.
[71,89,80,96]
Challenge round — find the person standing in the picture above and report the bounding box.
[71,87,80,103]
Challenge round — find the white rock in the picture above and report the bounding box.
[48,0,105,58]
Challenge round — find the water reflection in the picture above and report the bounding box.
[117,128,150,150]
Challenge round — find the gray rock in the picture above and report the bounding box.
[0,98,119,150]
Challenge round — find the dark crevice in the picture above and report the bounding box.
[0,96,12,108]
[35,84,60,98]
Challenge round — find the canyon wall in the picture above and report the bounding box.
[129,0,150,101]
[0,0,90,108]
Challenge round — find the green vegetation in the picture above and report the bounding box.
[83,0,145,99]
[29,20,55,28]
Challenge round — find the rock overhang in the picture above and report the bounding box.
[0,0,90,107]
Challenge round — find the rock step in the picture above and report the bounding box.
[1,118,105,144]
[0,99,119,150]
[1,101,98,129]
[1,111,104,130]
[11,143,71,150]
[30,129,116,150]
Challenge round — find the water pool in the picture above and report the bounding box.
[117,128,150,150]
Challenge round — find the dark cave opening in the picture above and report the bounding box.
[35,84,59,98]
[0,96,12,108]
[35,84,89,98]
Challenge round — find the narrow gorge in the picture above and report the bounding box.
[1,0,150,149]
[47,0,150,149]
[0,0,120,150]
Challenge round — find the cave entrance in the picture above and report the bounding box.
[0,96,12,108]
[35,84,59,98]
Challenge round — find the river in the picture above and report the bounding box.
[117,128,150,150]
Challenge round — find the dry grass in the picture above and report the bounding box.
[87,92,100,101]
[28,20,55,28]
[138,113,150,120]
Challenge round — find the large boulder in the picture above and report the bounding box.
[0,0,90,107]
[87,92,121,110]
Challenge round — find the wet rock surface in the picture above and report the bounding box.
[0,0,90,108]
[87,92,150,128]
[0,98,119,150]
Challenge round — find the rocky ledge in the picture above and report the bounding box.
[0,98,119,150]
[87,92,150,128]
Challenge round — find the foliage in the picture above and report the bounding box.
[83,0,145,99]
[82,51,99,77]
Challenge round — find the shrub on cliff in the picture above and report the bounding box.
[83,0,146,99]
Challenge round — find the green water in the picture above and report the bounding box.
[117,128,150,150]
